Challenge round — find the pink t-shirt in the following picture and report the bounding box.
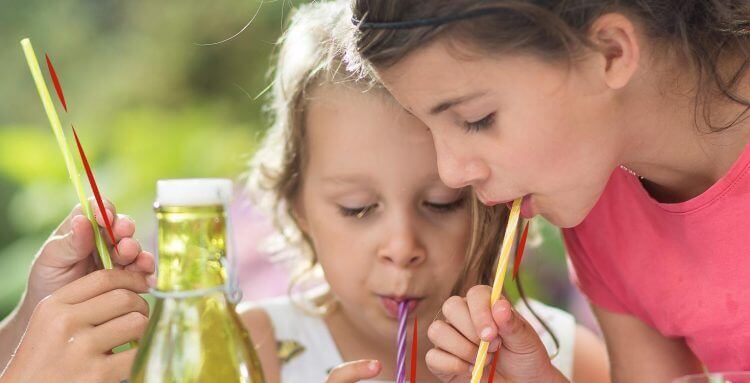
[563,147,750,371]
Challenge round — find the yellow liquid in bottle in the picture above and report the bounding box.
[130,205,265,383]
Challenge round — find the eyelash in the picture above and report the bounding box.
[338,197,466,218]
[424,197,466,213]
[463,112,496,133]
[339,204,377,218]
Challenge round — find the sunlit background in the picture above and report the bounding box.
[0,0,593,330]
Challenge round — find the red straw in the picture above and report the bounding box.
[71,125,118,254]
[410,316,418,382]
[487,350,499,383]
[512,221,530,280]
[45,54,118,255]
[45,54,68,112]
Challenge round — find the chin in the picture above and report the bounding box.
[543,207,589,228]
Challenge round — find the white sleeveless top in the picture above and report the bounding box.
[250,297,575,382]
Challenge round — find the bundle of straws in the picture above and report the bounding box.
[20,38,116,269]
[395,301,418,383]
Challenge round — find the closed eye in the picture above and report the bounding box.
[424,197,466,213]
[463,112,496,133]
[339,204,377,218]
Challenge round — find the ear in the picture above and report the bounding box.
[588,13,641,90]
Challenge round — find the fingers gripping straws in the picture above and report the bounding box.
[471,198,523,383]
[20,38,114,269]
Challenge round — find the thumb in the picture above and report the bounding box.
[492,300,546,356]
[37,215,95,268]
[327,360,381,383]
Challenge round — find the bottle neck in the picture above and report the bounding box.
[155,205,228,292]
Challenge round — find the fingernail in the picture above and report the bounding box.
[70,215,84,230]
[480,327,494,340]
[368,360,379,371]
[493,301,509,314]
[468,364,474,373]
[146,274,156,287]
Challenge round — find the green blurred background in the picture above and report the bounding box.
[0,0,584,326]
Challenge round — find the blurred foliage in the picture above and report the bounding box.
[0,0,575,320]
[0,0,303,317]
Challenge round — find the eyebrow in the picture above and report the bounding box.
[321,175,371,184]
[429,91,487,115]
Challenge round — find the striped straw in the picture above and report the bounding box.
[396,300,408,383]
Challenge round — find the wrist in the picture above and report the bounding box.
[5,291,39,334]
[537,363,569,383]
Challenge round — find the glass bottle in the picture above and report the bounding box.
[131,179,265,383]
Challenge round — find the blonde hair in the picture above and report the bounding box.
[246,0,375,312]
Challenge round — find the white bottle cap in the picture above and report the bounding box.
[156,178,233,207]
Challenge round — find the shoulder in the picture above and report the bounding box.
[238,301,282,383]
[238,304,275,338]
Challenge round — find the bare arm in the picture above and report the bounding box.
[572,324,610,383]
[239,305,281,383]
[0,294,36,369]
[592,304,702,383]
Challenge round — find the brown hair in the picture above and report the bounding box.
[351,0,750,131]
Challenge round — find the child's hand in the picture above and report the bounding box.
[0,269,149,383]
[326,360,381,383]
[426,285,568,383]
[26,197,155,306]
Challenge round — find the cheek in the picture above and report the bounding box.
[425,215,471,269]
[505,98,610,185]
[304,205,371,279]
[313,228,372,301]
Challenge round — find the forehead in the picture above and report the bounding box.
[379,41,479,111]
[303,84,440,180]
[377,39,568,114]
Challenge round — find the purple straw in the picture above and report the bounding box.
[396,300,408,383]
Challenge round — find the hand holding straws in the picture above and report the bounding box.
[22,38,139,351]
[470,198,523,383]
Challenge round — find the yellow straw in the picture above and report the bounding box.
[20,38,113,270]
[470,198,522,383]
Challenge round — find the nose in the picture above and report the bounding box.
[433,135,489,189]
[377,211,426,268]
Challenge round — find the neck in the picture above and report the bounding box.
[618,56,750,202]
[156,205,228,291]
